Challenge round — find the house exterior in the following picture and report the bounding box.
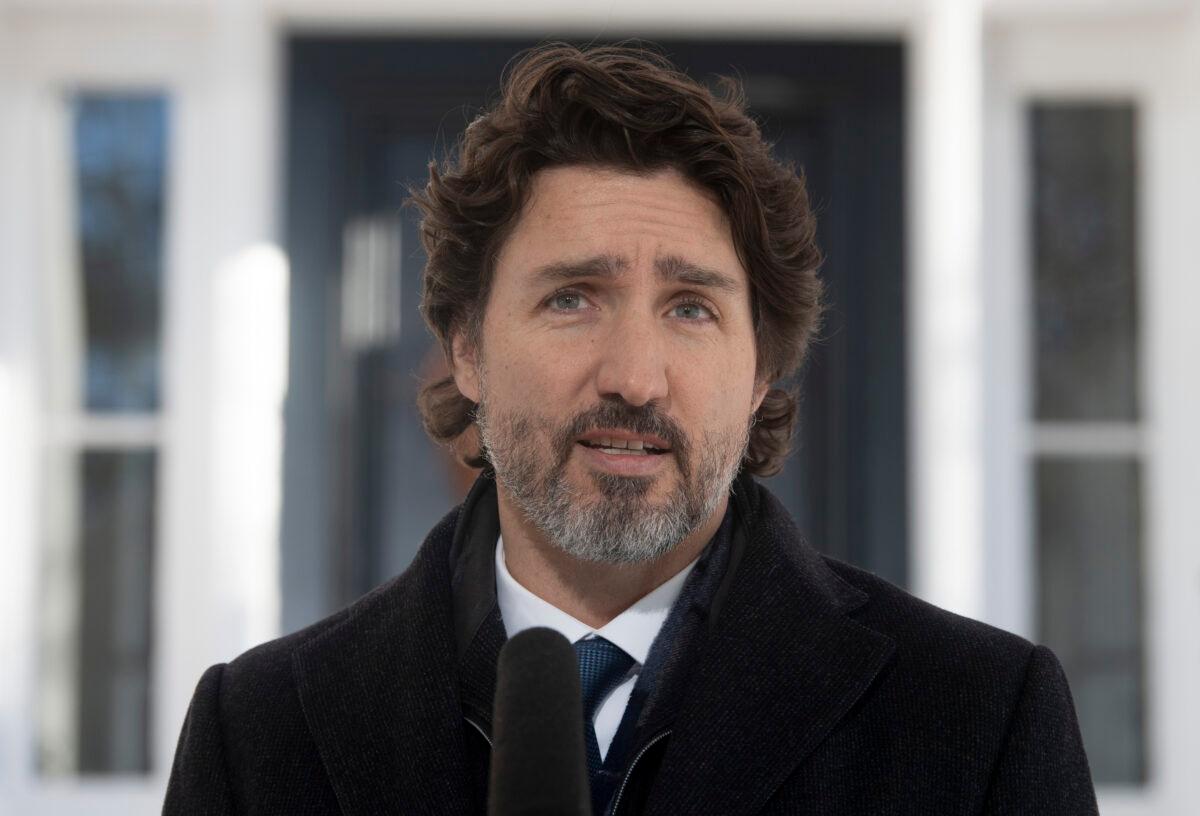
[2,1,1197,813]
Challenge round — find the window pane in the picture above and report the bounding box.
[1030,104,1139,421]
[74,95,168,412]
[1036,457,1144,784]
[38,449,156,775]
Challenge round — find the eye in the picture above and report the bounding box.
[548,290,588,311]
[671,299,716,321]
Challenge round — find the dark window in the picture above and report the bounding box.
[76,450,157,774]
[1036,457,1145,784]
[1030,102,1145,785]
[1031,104,1139,422]
[74,95,168,412]
[39,93,167,776]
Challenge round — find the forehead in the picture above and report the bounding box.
[495,165,744,283]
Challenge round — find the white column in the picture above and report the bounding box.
[205,0,285,653]
[0,8,41,797]
[155,0,286,779]
[1143,9,1200,813]
[907,0,987,619]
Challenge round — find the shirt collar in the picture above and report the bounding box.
[494,535,700,666]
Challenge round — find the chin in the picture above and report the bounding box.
[580,468,673,503]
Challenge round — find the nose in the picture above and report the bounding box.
[593,311,670,408]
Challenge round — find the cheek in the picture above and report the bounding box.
[676,366,759,442]
[485,332,588,408]
[681,337,759,402]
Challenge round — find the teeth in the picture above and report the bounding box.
[580,436,662,454]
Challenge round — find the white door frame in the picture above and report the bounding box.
[983,10,1200,815]
[0,3,282,813]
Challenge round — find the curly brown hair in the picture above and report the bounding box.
[411,43,822,477]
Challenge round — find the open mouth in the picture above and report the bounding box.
[577,436,670,456]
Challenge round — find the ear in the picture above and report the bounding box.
[450,329,482,404]
[751,378,770,416]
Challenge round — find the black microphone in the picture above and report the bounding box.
[488,627,592,816]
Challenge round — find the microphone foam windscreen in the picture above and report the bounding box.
[488,627,591,816]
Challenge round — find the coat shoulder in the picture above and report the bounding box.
[820,556,1038,697]
[205,599,362,793]
[169,503,466,813]
[220,500,464,704]
[813,557,1098,814]
[220,603,353,706]
[745,476,1042,697]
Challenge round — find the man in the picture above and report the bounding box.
[165,44,1098,815]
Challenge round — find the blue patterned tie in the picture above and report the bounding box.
[573,636,635,785]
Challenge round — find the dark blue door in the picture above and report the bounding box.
[282,38,906,630]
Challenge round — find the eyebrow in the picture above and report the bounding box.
[655,255,741,294]
[529,253,629,286]
[529,253,741,294]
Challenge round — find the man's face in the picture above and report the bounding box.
[453,165,767,563]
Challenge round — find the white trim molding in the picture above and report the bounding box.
[907,0,988,620]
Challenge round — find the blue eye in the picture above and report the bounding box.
[672,301,714,320]
[551,292,584,310]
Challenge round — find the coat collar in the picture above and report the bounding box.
[642,475,897,815]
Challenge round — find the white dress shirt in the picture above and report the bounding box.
[494,536,699,760]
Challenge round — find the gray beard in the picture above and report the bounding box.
[475,398,750,564]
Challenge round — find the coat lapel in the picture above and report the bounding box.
[644,482,897,815]
[292,508,476,816]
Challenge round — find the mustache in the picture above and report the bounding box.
[552,400,691,476]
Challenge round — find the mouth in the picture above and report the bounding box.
[575,431,672,457]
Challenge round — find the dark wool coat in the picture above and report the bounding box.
[163,474,1099,815]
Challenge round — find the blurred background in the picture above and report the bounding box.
[2,0,1198,813]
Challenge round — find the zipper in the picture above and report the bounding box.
[608,729,672,816]
[467,716,668,816]
[464,715,493,748]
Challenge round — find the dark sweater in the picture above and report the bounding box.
[164,474,1099,815]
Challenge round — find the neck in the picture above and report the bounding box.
[496,491,727,629]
